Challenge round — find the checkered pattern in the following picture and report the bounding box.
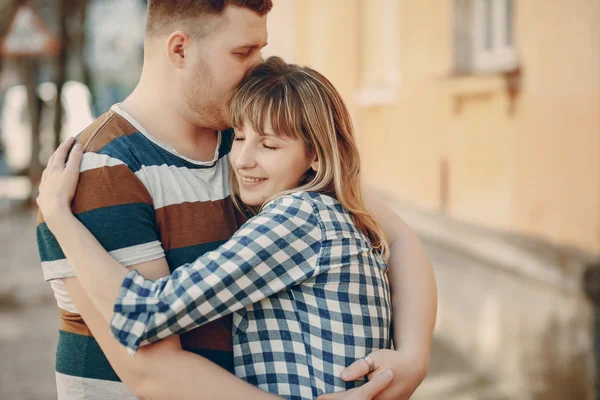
[111,192,392,399]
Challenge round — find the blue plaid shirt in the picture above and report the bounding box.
[111,192,392,399]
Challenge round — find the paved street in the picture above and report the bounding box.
[0,207,58,400]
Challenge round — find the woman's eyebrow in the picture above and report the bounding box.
[259,130,277,137]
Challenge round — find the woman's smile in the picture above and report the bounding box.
[239,175,267,186]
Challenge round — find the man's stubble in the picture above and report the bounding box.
[184,56,232,131]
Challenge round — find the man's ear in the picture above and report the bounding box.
[166,31,189,68]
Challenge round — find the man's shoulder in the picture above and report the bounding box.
[77,110,138,155]
[75,110,155,172]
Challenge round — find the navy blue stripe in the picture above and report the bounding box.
[37,224,66,262]
[164,240,228,273]
[56,331,121,382]
[186,348,234,373]
[219,128,234,158]
[94,130,233,173]
[38,203,158,262]
[56,331,234,380]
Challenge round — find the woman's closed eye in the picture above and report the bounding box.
[233,130,245,141]
[262,140,278,150]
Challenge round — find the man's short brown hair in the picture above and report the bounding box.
[146,0,273,37]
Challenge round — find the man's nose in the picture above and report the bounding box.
[250,50,264,66]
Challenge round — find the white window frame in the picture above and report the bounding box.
[455,0,516,74]
[356,0,400,106]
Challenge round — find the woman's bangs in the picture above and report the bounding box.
[231,81,303,140]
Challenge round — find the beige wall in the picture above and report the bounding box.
[265,0,600,254]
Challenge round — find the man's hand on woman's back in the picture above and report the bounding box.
[317,368,394,400]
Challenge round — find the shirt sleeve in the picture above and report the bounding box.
[109,194,324,354]
[37,151,165,282]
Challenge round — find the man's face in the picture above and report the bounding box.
[183,7,268,130]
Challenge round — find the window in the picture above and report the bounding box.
[455,0,516,73]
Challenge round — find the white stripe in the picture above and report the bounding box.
[110,241,165,267]
[42,258,75,281]
[136,159,231,209]
[42,241,165,282]
[50,280,79,314]
[79,152,125,172]
[44,242,165,315]
[56,372,138,400]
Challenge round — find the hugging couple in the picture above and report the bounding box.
[36,1,437,399]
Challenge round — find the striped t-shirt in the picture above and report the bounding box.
[36,104,243,399]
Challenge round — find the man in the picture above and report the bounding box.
[37,1,436,399]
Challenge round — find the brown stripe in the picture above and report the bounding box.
[38,112,143,227]
[77,111,139,153]
[181,315,233,352]
[59,309,93,337]
[37,165,151,225]
[37,209,45,226]
[70,164,153,215]
[58,308,232,350]
[156,196,241,250]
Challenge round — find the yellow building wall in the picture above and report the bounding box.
[265,0,600,254]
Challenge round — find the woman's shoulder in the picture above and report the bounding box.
[285,193,366,238]
[254,192,322,228]
[236,193,325,244]
[264,192,354,231]
[264,191,340,214]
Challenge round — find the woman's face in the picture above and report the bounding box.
[230,119,318,206]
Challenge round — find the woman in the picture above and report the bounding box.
[38,58,404,399]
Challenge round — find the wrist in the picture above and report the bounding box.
[394,344,430,376]
[43,205,75,232]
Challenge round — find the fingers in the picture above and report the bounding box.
[50,137,76,169]
[341,352,381,381]
[353,369,394,399]
[316,388,357,400]
[47,152,56,169]
[65,143,83,174]
[341,359,371,381]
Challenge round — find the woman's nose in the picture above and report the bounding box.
[233,143,257,169]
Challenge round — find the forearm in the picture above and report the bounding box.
[387,233,437,363]
[136,344,278,400]
[111,199,322,352]
[68,279,276,400]
[363,188,437,364]
[52,213,129,321]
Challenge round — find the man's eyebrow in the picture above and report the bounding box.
[235,42,268,50]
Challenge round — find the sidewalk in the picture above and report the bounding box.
[389,195,595,400]
[0,207,59,400]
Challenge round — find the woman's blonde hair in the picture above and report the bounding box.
[229,56,388,257]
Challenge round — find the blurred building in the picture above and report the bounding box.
[0,0,145,175]
[265,1,598,399]
[265,0,599,255]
